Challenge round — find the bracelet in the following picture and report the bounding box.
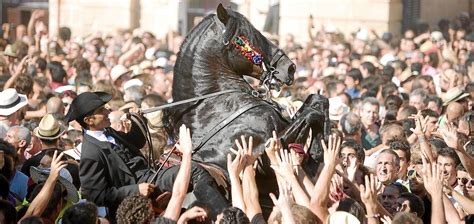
[417,135,426,142]
[365,213,380,219]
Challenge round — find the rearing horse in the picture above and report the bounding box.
[163,4,330,212]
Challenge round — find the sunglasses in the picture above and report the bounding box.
[407,169,422,180]
[458,177,474,185]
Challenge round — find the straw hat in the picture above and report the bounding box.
[110,65,131,83]
[30,166,79,203]
[399,69,416,84]
[139,60,153,70]
[34,114,66,140]
[442,87,470,106]
[0,88,28,116]
[2,44,18,57]
[129,65,143,78]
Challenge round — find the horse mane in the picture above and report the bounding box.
[163,7,271,140]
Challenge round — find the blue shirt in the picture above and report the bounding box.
[10,170,28,200]
[346,87,360,98]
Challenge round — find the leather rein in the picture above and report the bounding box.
[135,89,242,183]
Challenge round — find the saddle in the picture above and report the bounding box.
[128,111,231,213]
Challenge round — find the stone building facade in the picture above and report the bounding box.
[3,0,472,44]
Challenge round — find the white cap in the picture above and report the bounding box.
[123,79,144,90]
[153,57,168,68]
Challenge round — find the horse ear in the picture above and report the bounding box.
[217,3,229,25]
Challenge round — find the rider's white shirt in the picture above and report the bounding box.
[85,129,117,145]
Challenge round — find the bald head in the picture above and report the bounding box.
[380,123,405,144]
[446,102,465,123]
[109,110,125,132]
[46,96,65,115]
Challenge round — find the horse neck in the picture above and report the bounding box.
[173,55,251,101]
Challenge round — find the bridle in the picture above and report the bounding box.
[224,29,286,96]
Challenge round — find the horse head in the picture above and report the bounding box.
[216,4,295,90]
[280,94,331,176]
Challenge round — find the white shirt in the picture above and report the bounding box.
[84,129,117,145]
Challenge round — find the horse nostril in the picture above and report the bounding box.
[288,64,296,78]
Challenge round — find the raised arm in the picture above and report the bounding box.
[309,134,341,221]
[291,149,313,195]
[269,180,296,224]
[422,156,446,224]
[360,174,381,224]
[27,10,45,37]
[118,43,144,66]
[4,55,30,89]
[22,151,67,219]
[451,190,474,214]
[265,131,282,168]
[440,122,474,176]
[442,194,462,224]
[410,113,434,163]
[272,149,309,207]
[239,136,263,220]
[294,130,315,194]
[227,136,248,212]
[163,125,193,221]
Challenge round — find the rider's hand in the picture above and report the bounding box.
[178,206,208,223]
[138,183,155,197]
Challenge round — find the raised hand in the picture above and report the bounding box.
[31,10,46,21]
[178,206,207,224]
[14,55,31,75]
[329,174,344,203]
[439,122,459,150]
[359,174,378,211]
[271,149,295,179]
[409,112,430,136]
[290,149,304,167]
[49,150,67,182]
[235,135,260,167]
[265,131,282,165]
[227,150,246,179]
[321,134,341,168]
[422,158,443,197]
[176,124,193,156]
[269,180,295,223]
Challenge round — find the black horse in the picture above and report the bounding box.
[163,4,330,212]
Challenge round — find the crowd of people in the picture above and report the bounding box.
[0,7,474,224]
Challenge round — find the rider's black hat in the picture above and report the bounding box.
[65,91,112,123]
